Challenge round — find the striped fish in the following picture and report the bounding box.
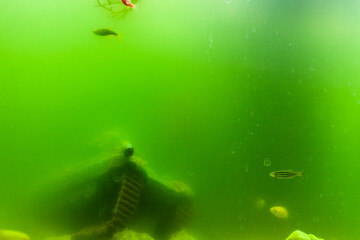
[269,169,303,179]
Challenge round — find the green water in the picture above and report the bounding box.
[1,0,360,239]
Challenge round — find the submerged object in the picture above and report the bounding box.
[32,142,194,240]
[269,169,303,179]
[285,230,324,240]
[0,230,30,240]
[270,206,288,219]
[93,28,119,36]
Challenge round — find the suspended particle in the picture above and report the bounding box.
[263,158,271,167]
[244,162,249,172]
[312,216,320,223]
[209,34,214,48]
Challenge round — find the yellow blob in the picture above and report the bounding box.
[270,206,288,219]
[0,230,30,240]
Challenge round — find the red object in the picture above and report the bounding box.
[121,0,135,8]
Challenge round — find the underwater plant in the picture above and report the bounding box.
[96,0,136,18]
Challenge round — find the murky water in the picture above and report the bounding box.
[1,0,360,239]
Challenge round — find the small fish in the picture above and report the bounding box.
[269,169,303,179]
[121,0,135,8]
[93,28,118,37]
[270,206,288,219]
[0,230,30,240]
